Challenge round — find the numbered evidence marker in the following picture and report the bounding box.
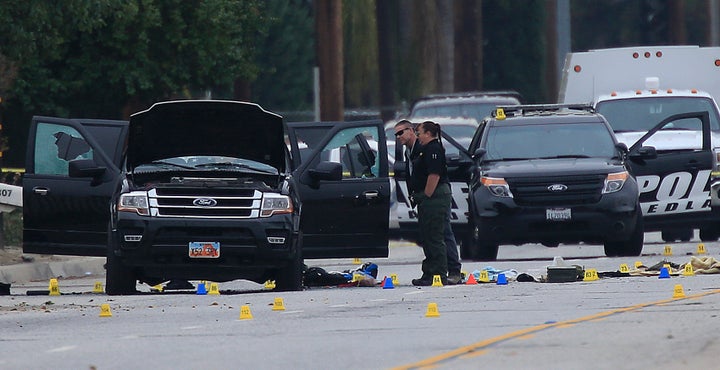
[431,275,443,287]
[239,305,253,320]
[682,263,695,276]
[663,245,673,256]
[425,302,440,317]
[99,303,113,317]
[272,297,286,311]
[697,243,707,255]
[583,269,599,281]
[619,264,630,273]
[478,270,490,283]
[48,278,61,296]
[673,284,686,299]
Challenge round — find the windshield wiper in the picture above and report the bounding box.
[149,160,196,170]
[536,154,592,159]
[194,162,276,174]
[484,157,530,162]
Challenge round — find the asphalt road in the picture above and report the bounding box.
[2,232,720,370]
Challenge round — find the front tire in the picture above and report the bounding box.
[604,211,644,257]
[461,222,499,261]
[275,236,304,292]
[106,229,137,295]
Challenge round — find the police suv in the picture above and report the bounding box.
[23,101,391,294]
[560,46,720,242]
[463,104,648,260]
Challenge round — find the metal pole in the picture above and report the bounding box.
[313,67,320,121]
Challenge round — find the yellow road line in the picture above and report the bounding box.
[392,288,720,370]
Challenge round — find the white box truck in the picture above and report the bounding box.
[559,45,720,242]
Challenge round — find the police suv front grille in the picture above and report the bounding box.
[508,175,605,206]
[148,187,262,218]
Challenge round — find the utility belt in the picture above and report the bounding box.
[410,183,451,207]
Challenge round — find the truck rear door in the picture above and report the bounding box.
[23,117,128,256]
[289,120,390,258]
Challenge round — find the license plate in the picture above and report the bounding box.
[546,208,571,221]
[189,242,220,258]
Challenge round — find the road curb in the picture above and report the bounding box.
[0,257,105,284]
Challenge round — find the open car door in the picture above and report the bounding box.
[23,116,128,256]
[288,120,390,258]
[626,111,712,229]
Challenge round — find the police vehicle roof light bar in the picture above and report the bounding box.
[493,103,595,118]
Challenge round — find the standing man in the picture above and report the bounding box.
[394,120,463,284]
[395,120,454,285]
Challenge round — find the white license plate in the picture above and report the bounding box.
[189,242,220,258]
[546,208,571,221]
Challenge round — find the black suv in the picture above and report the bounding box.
[23,100,391,294]
[462,104,644,260]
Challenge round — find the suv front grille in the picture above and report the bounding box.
[148,187,261,218]
[508,175,605,206]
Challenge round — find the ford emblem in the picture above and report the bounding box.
[547,184,568,192]
[193,197,218,207]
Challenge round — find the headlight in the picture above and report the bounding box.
[261,194,293,217]
[118,191,149,215]
[603,171,628,194]
[481,176,513,198]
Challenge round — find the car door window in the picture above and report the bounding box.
[34,123,94,176]
[322,126,380,179]
[292,126,333,164]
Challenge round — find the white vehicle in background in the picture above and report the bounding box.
[386,116,479,243]
[408,91,522,123]
[559,45,720,242]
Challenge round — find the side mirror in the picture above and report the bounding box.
[472,148,487,160]
[308,161,343,182]
[615,142,628,153]
[69,159,106,179]
[629,146,658,160]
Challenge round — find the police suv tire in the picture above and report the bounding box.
[275,237,304,292]
[604,211,643,257]
[700,228,719,242]
[661,228,693,242]
[475,240,499,261]
[679,228,693,242]
[463,222,499,261]
[105,230,138,295]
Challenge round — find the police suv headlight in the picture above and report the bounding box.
[261,194,293,217]
[481,176,513,198]
[603,171,629,194]
[118,191,150,215]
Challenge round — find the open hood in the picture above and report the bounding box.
[128,100,285,171]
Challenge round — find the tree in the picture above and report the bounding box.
[252,0,315,112]
[0,0,267,166]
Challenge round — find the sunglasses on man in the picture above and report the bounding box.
[394,127,412,137]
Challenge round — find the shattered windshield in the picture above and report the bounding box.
[484,122,616,161]
[137,156,278,174]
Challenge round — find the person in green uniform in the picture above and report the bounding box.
[394,119,463,284]
[409,121,453,286]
